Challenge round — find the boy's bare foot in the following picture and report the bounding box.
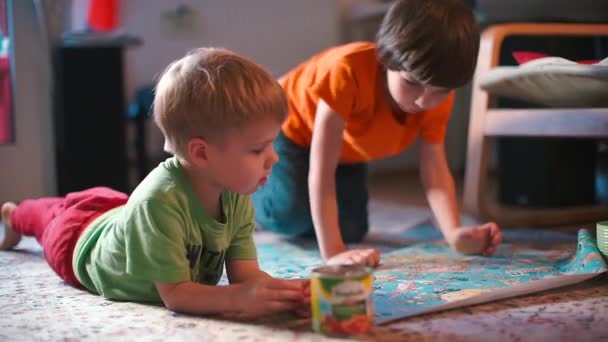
[1,202,21,250]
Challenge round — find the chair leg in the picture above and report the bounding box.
[463,24,504,221]
[464,125,489,219]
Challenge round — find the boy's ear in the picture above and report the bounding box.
[187,137,210,168]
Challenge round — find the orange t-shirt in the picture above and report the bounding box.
[281,42,454,163]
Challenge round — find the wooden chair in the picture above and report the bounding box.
[464,23,608,226]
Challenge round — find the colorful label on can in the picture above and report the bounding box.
[311,266,374,335]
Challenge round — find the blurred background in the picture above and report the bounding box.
[1,0,607,221]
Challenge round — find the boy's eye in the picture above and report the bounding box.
[251,146,266,155]
[434,88,452,95]
[403,78,420,87]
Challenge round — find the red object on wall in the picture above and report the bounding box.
[88,0,119,32]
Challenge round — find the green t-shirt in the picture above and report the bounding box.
[72,157,257,303]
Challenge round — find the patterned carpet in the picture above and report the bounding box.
[1,200,607,341]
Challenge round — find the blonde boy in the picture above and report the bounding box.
[1,48,309,317]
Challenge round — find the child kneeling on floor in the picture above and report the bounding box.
[1,48,309,318]
[252,0,502,266]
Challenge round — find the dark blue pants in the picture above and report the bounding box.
[252,132,369,243]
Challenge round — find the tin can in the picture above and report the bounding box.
[311,265,374,335]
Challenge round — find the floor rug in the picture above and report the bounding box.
[255,224,607,324]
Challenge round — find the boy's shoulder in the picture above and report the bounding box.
[314,42,378,70]
[128,157,187,205]
[330,41,376,57]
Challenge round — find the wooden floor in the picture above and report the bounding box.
[368,169,432,207]
[368,169,596,233]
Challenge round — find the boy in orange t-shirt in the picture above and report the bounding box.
[253,0,502,266]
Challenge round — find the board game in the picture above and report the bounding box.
[255,227,607,324]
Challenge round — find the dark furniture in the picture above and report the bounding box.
[54,42,133,195]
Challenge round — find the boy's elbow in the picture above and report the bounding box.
[159,292,181,312]
[163,300,180,313]
[156,282,186,312]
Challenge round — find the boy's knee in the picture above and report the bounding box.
[255,213,313,237]
[340,221,369,243]
[253,187,305,221]
[253,192,313,236]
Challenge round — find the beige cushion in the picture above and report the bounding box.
[480,57,608,107]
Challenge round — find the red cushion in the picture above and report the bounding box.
[512,51,600,65]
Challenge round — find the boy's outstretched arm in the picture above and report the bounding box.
[309,100,380,266]
[226,259,310,317]
[419,142,502,256]
[225,259,271,283]
[155,259,309,318]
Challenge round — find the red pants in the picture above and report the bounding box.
[10,187,128,287]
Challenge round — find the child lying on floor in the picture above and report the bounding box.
[1,48,309,318]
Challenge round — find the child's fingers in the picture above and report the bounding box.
[327,254,352,265]
[268,288,306,302]
[484,229,501,256]
[266,300,300,313]
[350,252,367,264]
[370,249,381,267]
[486,222,500,235]
[491,233,502,249]
[267,278,308,291]
[327,249,380,267]
[333,249,365,265]
[483,246,497,256]
[458,229,472,239]
[349,249,379,267]
[478,223,494,237]
[363,256,375,267]
[299,280,311,297]
[460,227,479,239]
[295,307,312,318]
[483,224,502,250]
[287,279,309,290]
[490,226,503,246]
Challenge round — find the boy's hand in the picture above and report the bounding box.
[448,222,502,256]
[234,277,309,318]
[326,248,380,267]
[294,280,311,318]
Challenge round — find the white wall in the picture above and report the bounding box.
[122,1,340,82]
[115,0,341,158]
[71,0,470,173]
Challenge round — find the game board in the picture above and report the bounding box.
[255,228,607,324]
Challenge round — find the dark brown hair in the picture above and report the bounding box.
[376,0,479,88]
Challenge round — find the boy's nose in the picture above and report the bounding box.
[415,93,438,110]
[415,98,429,110]
[266,147,279,169]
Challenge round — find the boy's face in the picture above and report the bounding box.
[386,69,452,113]
[204,118,281,195]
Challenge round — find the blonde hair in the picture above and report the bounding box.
[153,48,287,158]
